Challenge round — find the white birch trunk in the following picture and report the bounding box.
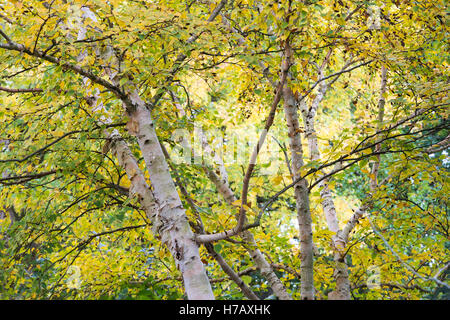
[75,7,214,300]
[124,95,214,299]
[282,85,315,300]
[300,93,350,300]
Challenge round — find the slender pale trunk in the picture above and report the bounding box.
[241,215,292,300]
[301,96,341,234]
[316,65,387,299]
[300,86,350,300]
[282,85,315,300]
[205,169,292,300]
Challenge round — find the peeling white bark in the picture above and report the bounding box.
[282,83,315,300]
[76,7,214,300]
[124,96,214,299]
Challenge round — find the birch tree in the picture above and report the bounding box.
[0,0,448,300]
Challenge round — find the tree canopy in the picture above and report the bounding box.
[0,0,448,300]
